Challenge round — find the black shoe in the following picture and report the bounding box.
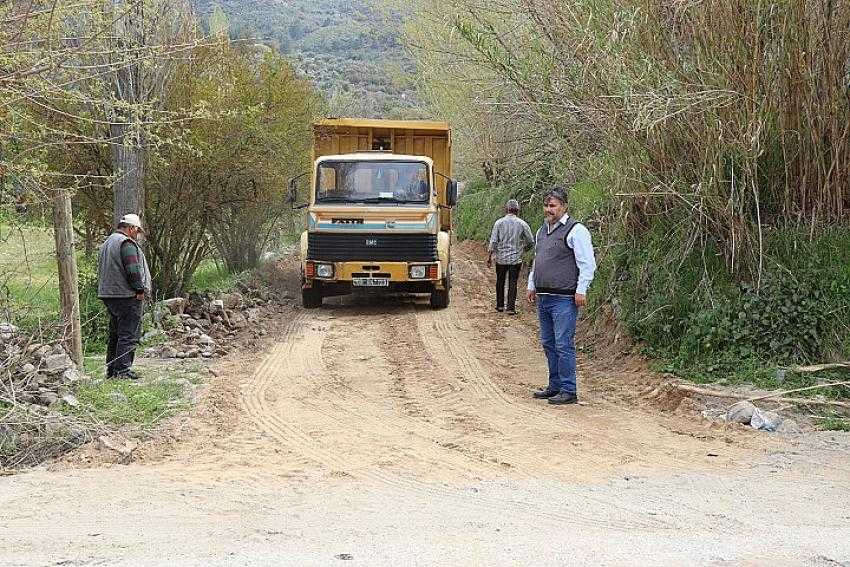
[114,369,141,381]
[548,392,578,405]
[506,309,517,315]
[533,388,559,399]
[495,306,504,312]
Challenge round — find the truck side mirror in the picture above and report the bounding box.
[288,171,309,208]
[446,179,458,207]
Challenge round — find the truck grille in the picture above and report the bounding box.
[308,233,438,262]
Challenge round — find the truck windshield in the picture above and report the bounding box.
[315,161,430,204]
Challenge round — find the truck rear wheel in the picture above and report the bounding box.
[302,285,322,309]
[430,276,450,309]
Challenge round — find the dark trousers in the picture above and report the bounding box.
[103,297,142,376]
[495,263,522,311]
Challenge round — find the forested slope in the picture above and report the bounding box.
[192,0,419,117]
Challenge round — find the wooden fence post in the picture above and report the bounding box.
[53,189,83,366]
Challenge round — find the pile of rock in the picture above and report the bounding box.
[0,322,83,407]
[143,291,271,360]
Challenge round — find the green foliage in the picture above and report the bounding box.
[0,221,110,352]
[455,175,607,240]
[193,0,419,117]
[77,255,109,355]
[454,181,515,241]
[411,0,850,280]
[188,260,245,293]
[683,279,829,361]
[77,356,205,426]
[145,43,320,294]
[816,417,850,432]
[208,5,230,37]
[615,227,850,381]
[68,375,190,427]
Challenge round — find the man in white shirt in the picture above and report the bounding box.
[526,189,596,405]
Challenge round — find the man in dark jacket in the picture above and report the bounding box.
[97,214,151,380]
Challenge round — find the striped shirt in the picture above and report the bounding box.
[120,240,146,292]
[488,214,535,265]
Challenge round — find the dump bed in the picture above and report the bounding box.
[313,118,452,180]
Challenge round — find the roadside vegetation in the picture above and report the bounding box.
[1,2,319,468]
[411,0,850,407]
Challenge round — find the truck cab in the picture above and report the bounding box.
[295,119,457,309]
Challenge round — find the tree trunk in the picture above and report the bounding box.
[110,0,145,227]
[110,121,145,226]
[52,190,83,366]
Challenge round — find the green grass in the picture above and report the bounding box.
[653,354,850,396]
[187,259,245,293]
[0,223,61,326]
[816,417,850,432]
[71,357,198,427]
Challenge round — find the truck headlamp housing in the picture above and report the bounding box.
[316,263,334,278]
[409,265,427,279]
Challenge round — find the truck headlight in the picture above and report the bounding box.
[316,263,334,278]
[409,265,426,279]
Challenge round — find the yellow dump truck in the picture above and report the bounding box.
[290,118,458,309]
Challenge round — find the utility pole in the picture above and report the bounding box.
[53,189,83,366]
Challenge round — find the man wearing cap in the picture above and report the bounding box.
[97,214,152,380]
[487,199,534,314]
[527,188,596,405]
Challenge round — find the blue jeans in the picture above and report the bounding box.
[536,294,578,394]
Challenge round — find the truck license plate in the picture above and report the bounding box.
[352,278,389,287]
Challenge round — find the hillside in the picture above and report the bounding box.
[192,0,421,118]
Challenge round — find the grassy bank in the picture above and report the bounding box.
[613,225,850,379]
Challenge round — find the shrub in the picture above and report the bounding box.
[615,226,850,378]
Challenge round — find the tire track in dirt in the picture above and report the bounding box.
[412,306,694,530]
[445,249,722,471]
[314,314,509,481]
[443,244,757,530]
[415,307,613,462]
[318,338,504,480]
[234,312,318,482]
[374,309,566,480]
[434,249,757,529]
[241,307,667,531]
[326,311,537,480]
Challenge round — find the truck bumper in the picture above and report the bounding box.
[302,260,445,292]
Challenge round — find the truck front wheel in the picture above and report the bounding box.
[430,276,450,309]
[302,284,323,309]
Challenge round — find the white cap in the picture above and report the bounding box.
[119,213,144,231]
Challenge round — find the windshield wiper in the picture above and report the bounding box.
[316,196,354,203]
[360,196,407,203]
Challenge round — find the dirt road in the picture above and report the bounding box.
[2,243,849,566]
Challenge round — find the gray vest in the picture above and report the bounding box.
[533,218,579,295]
[97,232,151,298]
